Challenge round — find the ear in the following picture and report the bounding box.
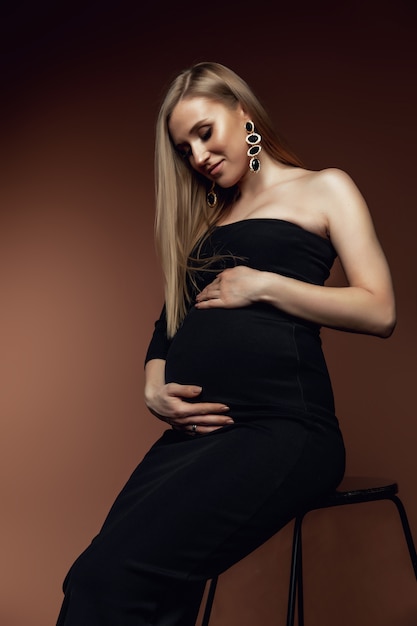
[236,102,249,120]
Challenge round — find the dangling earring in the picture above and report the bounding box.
[245,120,262,172]
[207,181,218,208]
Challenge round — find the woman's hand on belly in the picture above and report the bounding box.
[145,360,233,436]
[195,266,263,309]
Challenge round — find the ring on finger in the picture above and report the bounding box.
[191,424,198,434]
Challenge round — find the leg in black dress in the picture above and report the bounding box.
[57,419,345,626]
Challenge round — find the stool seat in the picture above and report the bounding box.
[314,476,399,506]
[201,476,417,626]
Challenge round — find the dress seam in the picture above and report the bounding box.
[292,323,308,414]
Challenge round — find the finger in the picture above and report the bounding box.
[196,285,220,301]
[166,383,203,398]
[195,298,224,309]
[181,402,230,418]
[195,291,207,302]
[177,422,233,436]
[187,414,233,424]
[170,415,234,430]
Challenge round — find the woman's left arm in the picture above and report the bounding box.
[195,169,396,338]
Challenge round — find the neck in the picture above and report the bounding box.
[237,153,293,200]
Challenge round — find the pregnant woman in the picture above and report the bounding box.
[56,61,395,626]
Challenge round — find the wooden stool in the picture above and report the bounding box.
[201,477,417,626]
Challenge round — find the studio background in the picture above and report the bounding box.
[1,2,416,625]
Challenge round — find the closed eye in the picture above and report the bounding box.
[175,125,212,159]
[200,127,212,141]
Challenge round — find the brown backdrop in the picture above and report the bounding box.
[1,2,416,625]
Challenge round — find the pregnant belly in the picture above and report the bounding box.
[165,306,329,418]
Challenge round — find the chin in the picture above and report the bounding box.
[217,181,235,190]
[216,174,242,189]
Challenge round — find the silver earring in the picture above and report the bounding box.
[245,120,262,172]
[207,181,218,208]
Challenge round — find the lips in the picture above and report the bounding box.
[208,160,224,176]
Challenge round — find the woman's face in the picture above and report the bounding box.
[169,96,250,188]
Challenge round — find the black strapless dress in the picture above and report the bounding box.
[151,219,338,429]
[56,219,346,626]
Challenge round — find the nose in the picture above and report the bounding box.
[192,145,210,167]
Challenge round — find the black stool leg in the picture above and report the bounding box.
[201,576,218,626]
[297,522,304,626]
[287,515,304,626]
[389,495,417,579]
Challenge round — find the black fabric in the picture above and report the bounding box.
[148,219,338,429]
[57,219,346,626]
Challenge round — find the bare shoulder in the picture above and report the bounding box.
[306,167,362,198]
[305,168,369,221]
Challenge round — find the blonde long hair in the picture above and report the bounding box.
[154,62,302,337]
